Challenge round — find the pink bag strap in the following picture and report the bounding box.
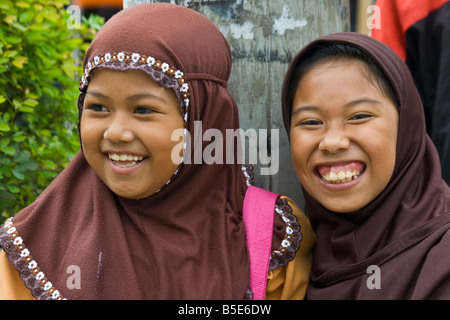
[243,185,279,300]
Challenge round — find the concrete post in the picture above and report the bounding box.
[122,0,350,210]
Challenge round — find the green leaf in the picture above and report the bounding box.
[2,113,10,122]
[16,150,31,163]
[12,99,21,110]
[12,56,28,68]
[43,11,60,23]
[12,170,25,180]
[0,123,10,132]
[23,98,38,106]
[6,184,20,194]
[2,166,11,178]
[19,11,34,24]
[0,138,9,148]
[0,2,11,10]
[16,1,31,8]
[12,22,27,32]
[4,15,17,26]
[5,36,21,44]
[1,146,15,155]
[19,106,34,113]
[0,190,16,200]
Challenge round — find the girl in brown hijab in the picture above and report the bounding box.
[0,3,314,300]
[282,32,450,299]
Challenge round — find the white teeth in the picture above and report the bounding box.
[116,161,137,168]
[108,153,144,163]
[322,170,361,183]
[110,154,120,161]
[345,171,353,179]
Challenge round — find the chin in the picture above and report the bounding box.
[321,199,365,214]
[109,186,143,199]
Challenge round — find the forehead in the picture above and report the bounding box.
[295,60,377,98]
[298,56,397,108]
[88,68,160,89]
[86,69,181,107]
[300,58,366,83]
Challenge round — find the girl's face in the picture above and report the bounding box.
[81,68,184,199]
[289,59,398,213]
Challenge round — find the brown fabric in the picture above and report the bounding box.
[2,3,251,299]
[281,32,450,299]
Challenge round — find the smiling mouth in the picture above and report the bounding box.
[108,153,147,168]
[316,161,366,184]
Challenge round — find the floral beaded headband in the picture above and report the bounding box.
[79,51,190,125]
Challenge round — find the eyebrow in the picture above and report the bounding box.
[85,91,167,103]
[291,97,382,116]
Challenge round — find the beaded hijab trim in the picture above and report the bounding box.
[79,51,190,125]
[0,218,65,300]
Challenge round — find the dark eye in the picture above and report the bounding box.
[88,104,108,112]
[134,106,155,114]
[299,119,322,127]
[349,113,372,122]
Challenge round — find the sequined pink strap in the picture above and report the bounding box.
[243,186,279,300]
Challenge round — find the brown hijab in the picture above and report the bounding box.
[282,33,450,299]
[0,3,251,299]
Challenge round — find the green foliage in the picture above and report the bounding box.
[0,0,103,223]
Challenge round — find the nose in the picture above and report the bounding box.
[318,126,350,154]
[103,115,135,142]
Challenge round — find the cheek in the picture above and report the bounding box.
[80,118,102,150]
[362,124,398,185]
[378,133,397,179]
[140,125,182,163]
[289,130,311,174]
[79,118,92,149]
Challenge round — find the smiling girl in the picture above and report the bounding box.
[282,33,450,299]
